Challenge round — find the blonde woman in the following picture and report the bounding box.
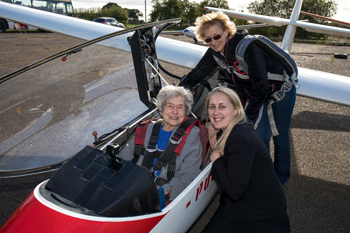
[202,86,290,233]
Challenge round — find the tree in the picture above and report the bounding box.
[99,3,129,26]
[181,0,201,25]
[128,9,143,21]
[102,2,121,10]
[150,0,183,26]
[248,0,290,18]
[150,0,229,28]
[198,0,229,16]
[301,0,338,23]
[247,0,338,39]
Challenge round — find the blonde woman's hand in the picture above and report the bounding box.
[205,121,217,149]
[210,150,221,163]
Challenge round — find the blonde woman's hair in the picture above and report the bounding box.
[194,11,237,42]
[157,85,193,115]
[205,86,247,155]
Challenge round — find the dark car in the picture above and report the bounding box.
[93,17,125,28]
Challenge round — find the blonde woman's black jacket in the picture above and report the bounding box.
[210,123,287,221]
[179,29,286,120]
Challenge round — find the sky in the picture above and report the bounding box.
[72,0,349,23]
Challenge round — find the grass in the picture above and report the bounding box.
[126,23,139,28]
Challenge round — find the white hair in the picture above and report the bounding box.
[157,86,193,115]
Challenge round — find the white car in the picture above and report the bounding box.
[93,17,125,28]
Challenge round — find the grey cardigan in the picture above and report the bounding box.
[120,120,202,200]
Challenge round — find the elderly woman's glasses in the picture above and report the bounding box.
[164,103,185,112]
[204,31,224,43]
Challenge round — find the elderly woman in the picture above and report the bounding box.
[202,86,290,233]
[179,11,297,187]
[120,85,202,201]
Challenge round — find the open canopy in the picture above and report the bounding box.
[0,19,181,177]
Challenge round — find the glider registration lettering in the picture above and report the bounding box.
[186,173,214,208]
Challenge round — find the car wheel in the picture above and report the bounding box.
[0,19,7,33]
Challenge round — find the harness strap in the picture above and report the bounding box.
[271,81,293,102]
[147,120,162,151]
[155,153,177,186]
[267,100,279,136]
[166,153,177,181]
[253,82,293,136]
[231,67,288,82]
[140,120,162,169]
[153,142,177,172]
[215,54,290,83]
[267,71,289,82]
[154,117,198,171]
[135,117,200,183]
[133,118,158,163]
[254,104,264,130]
[253,102,279,136]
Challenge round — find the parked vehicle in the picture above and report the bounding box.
[93,17,125,28]
[0,0,74,32]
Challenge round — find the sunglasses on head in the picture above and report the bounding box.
[204,31,224,43]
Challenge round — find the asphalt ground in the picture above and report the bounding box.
[0,32,350,232]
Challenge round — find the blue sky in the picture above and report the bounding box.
[72,0,349,23]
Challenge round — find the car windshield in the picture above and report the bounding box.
[107,18,117,22]
[0,28,151,174]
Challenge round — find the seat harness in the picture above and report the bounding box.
[133,117,200,185]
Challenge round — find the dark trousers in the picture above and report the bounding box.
[202,205,290,233]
